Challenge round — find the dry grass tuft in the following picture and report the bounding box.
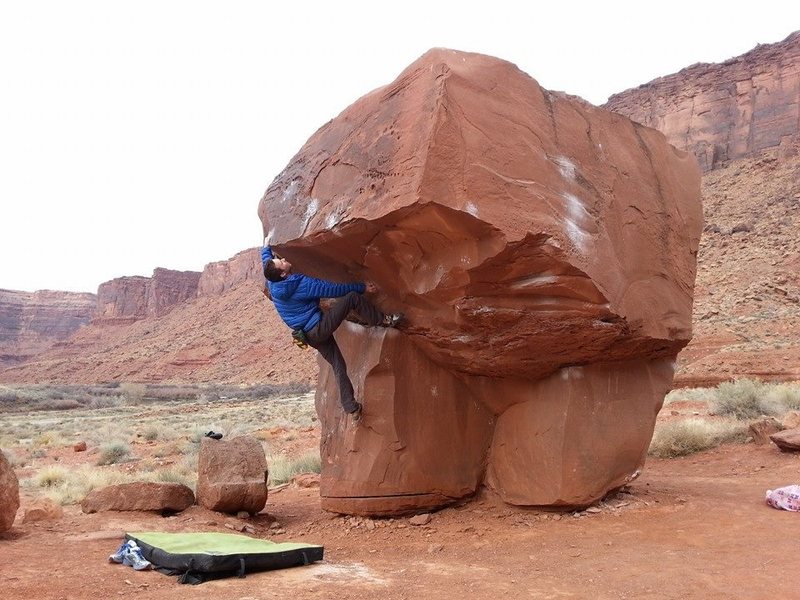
[649,418,748,458]
[35,466,70,488]
[97,441,131,465]
[268,450,321,485]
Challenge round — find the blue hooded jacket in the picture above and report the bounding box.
[262,246,366,332]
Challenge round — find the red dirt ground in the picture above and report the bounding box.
[3,443,800,600]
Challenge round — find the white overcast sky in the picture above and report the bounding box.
[1,1,796,292]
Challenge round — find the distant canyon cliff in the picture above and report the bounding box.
[604,31,800,171]
[0,289,96,369]
[0,248,264,371]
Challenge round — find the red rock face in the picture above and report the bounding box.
[94,268,200,324]
[604,32,800,171]
[198,248,263,297]
[0,289,95,369]
[0,450,20,531]
[259,49,702,513]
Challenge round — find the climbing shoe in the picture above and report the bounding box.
[381,313,404,328]
[349,403,363,424]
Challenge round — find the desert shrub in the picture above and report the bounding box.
[41,465,128,505]
[88,396,124,409]
[0,387,18,403]
[663,387,715,406]
[764,382,800,411]
[38,399,83,411]
[153,465,197,488]
[143,425,162,441]
[120,382,147,404]
[35,431,63,447]
[711,379,778,420]
[97,441,131,465]
[267,450,321,485]
[188,428,207,444]
[36,466,69,488]
[649,418,748,458]
[236,383,313,400]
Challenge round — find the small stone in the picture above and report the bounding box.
[269,521,282,530]
[237,511,250,519]
[409,513,432,526]
[73,441,87,452]
[428,543,444,553]
[585,507,602,514]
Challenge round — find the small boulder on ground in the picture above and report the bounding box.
[291,473,320,488]
[769,428,800,452]
[23,498,64,523]
[73,441,87,452]
[781,411,800,430]
[81,482,195,514]
[196,436,268,514]
[749,417,783,445]
[0,450,20,531]
[409,513,432,526]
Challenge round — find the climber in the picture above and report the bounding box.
[261,243,402,422]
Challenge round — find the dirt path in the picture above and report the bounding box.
[2,444,800,600]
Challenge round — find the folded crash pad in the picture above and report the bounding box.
[127,531,323,584]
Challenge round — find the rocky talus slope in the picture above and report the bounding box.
[676,147,800,385]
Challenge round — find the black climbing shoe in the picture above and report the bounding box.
[381,313,404,328]
[349,403,362,424]
[205,431,223,440]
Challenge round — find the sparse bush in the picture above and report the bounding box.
[97,441,131,465]
[154,466,196,489]
[267,450,321,485]
[649,418,748,458]
[41,465,128,505]
[663,387,715,406]
[39,399,83,411]
[36,466,69,488]
[0,387,18,403]
[120,382,147,404]
[35,431,62,447]
[143,426,161,441]
[88,396,123,410]
[765,383,800,411]
[711,379,777,420]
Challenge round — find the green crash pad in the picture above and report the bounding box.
[127,531,323,584]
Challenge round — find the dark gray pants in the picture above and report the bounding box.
[305,292,384,414]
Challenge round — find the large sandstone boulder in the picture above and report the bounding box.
[258,49,702,514]
[0,450,20,530]
[81,482,194,513]
[196,436,268,514]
